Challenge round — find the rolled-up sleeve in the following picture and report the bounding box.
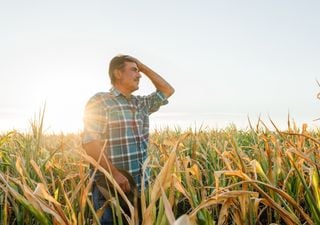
[143,90,168,114]
[82,94,108,144]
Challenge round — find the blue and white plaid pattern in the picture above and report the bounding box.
[82,87,168,189]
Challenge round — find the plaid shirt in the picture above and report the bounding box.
[82,87,168,189]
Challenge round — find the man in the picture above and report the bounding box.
[82,55,174,225]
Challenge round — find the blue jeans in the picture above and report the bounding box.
[92,182,114,225]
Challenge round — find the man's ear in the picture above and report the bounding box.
[114,69,122,80]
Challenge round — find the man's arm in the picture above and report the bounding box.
[82,141,131,193]
[130,56,175,98]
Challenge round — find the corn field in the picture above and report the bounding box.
[1,114,320,225]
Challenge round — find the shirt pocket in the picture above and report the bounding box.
[108,110,123,129]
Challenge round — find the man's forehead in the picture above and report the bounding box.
[124,61,138,68]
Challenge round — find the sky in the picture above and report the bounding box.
[1,0,320,133]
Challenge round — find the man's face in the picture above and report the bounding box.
[117,61,141,93]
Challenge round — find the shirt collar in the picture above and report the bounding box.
[109,86,133,100]
[109,87,121,97]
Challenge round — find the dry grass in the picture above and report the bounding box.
[1,116,320,224]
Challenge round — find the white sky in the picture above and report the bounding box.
[1,0,320,133]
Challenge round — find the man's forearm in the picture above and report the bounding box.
[82,140,131,192]
[82,140,117,173]
[139,63,175,98]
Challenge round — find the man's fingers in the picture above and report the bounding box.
[125,180,130,193]
[114,171,131,193]
[120,177,130,193]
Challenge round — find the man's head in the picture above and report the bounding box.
[108,55,141,94]
[108,55,135,84]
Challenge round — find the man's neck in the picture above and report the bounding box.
[113,85,132,98]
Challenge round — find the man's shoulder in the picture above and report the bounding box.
[132,91,166,101]
[86,92,115,106]
[90,92,115,100]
